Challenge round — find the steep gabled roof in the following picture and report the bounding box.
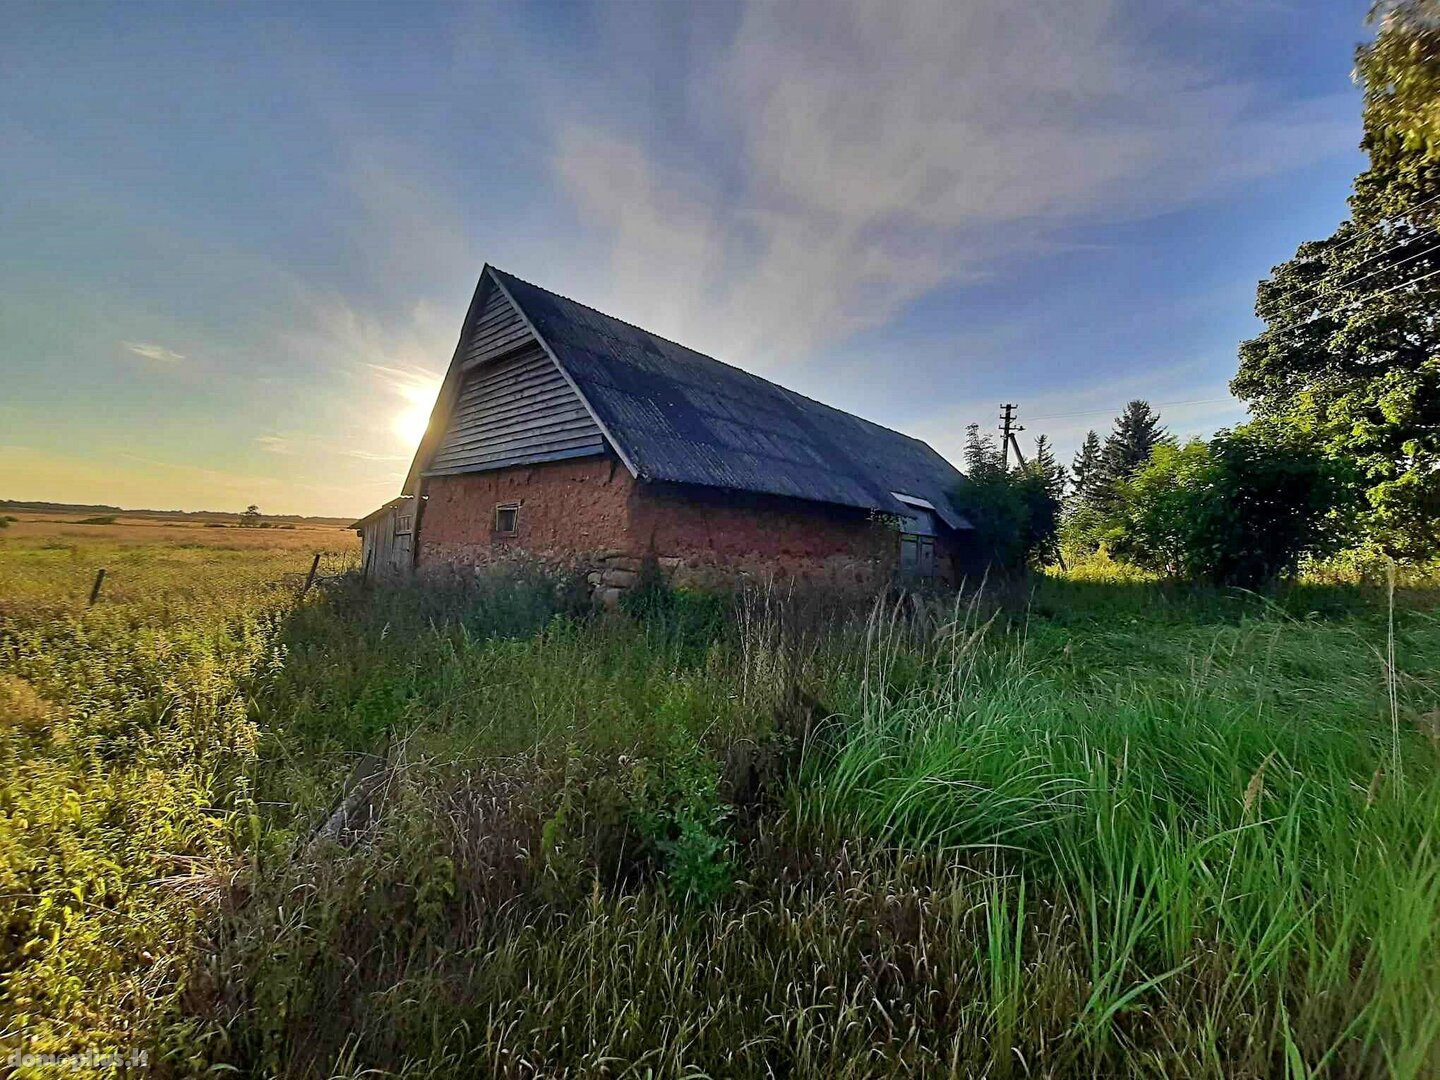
[408,266,972,530]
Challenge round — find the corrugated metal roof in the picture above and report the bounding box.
[488,267,973,531]
[349,495,412,531]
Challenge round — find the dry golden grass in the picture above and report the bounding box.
[0,511,356,552]
[0,513,357,618]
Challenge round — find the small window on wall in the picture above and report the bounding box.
[494,502,520,536]
[899,533,936,581]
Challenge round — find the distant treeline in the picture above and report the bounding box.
[0,500,351,527]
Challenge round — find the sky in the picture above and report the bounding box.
[0,0,1373,518]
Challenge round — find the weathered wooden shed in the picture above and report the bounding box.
[349,496,415,580]
[356,265,980,596]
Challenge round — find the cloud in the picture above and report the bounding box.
[271,290,450,455]
[365,361,444,401]
[341,447,412,462]
[257,429,411,465]
[552,0,1354,369]
[121,340,185,363]
[255,434,295,455]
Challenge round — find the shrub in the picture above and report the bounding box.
[952,425,1060,572]
[1058,501,1109,561]
[620,555,729,652]
[622,728,733,903]
[1108,427,1356,586]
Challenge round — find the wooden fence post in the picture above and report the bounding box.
[300,552,321,598]
[88,568,107,606]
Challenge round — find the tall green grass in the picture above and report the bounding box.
[0,542,333,1064]
[803,592,1440,1074]
[189,575,1440,1077]
[3,534,1437,1076]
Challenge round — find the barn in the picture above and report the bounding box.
[354,266,978,598]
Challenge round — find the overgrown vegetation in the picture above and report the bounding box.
[5,530,1436,1076]
[194,562,1440,1078]
[952,424,1062,571]
[1232,0,1440,560]
[1103,428,1358,586]
[0,538,342,1068]
[1043,4,1440,579]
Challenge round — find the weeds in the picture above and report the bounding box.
[2,531,1437,1076]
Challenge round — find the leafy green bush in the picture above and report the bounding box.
[1305,545,1440,587]
[1058,501,1110,561]
[620,555,729,653]
[952,424,1061,572]
[624,729,733,904]
[1108,427,1356,586]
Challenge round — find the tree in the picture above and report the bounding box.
[1107,428,1357,587]
[1057,430,1109,557]
[1095,401,1168,499]
[1031,434,1067,502]
[1233,1,1440,559]
[953,425,1061,572]
[1069,430,1103,506]
[240,504,262,528]
[1354,1,1440,218]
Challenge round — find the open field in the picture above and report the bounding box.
[1,523,1438,1077]
[0,510,355,553]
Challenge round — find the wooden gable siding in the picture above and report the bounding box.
[459,279,532,370]
[424,282,605,476]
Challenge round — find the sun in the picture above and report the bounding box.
[392,400,431,448]
[391,377,441,449]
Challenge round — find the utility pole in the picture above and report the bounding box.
[999,404,1026,469]
[998,401,1067,573]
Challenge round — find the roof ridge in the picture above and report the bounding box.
[487,265,948,462]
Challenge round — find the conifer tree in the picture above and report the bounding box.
[1070,430,1102,505]
[1096,401,1168,495]
[954,423,1061,571]
[1031,434,1067,502]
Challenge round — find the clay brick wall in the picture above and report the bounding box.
[628,483,898,589]
[416,458,970,593]
[416,455,635,573]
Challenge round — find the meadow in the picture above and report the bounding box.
[1,523,1437,1077]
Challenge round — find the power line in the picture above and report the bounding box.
[1275,261,1440,330]
[1006,200,1440,436]
[1284,188,1440,267]
[1322,225,1437,290]
[1022,263,1440,432]
[1249,190,1440,327]
[1026,397,1235,424]
[1337,261,1440,308]
[1264,232,1440,328]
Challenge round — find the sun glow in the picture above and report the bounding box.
[392,401,430,448]
[391,377,441,449]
